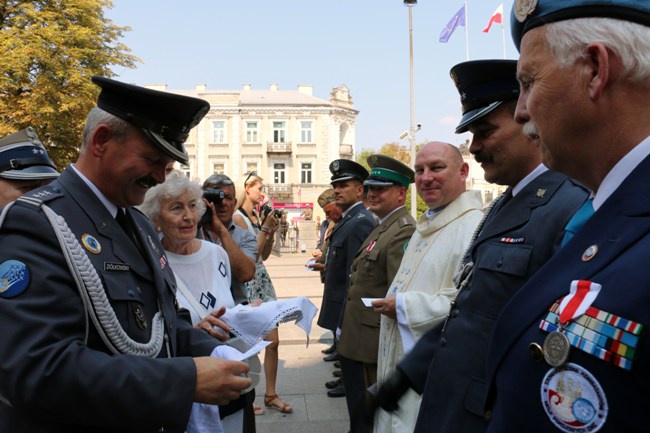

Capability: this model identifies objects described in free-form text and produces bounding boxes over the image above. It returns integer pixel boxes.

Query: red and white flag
[482,4,503,33]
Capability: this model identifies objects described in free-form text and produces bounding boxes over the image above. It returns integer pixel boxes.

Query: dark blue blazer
[485,155,650,433]
[317,202,375,332]
[398,171,588,433]
[0,166,217,433]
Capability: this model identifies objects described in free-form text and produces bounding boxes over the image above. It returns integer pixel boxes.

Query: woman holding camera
[233,172,292,415]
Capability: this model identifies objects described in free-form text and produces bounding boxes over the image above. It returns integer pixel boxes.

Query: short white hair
[139,170,206,223]
[546,18,650,83]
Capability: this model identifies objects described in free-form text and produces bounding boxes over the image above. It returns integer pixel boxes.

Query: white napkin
[221,296,318,348]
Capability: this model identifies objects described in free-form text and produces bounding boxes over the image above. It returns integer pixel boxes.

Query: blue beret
[511,0,650,51]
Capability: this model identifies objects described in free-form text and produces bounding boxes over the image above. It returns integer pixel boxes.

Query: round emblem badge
[0,260,31,298]
[81,234,102,254]
[541,363,608,433]
[514,0,539,22]
[332,160,340,172]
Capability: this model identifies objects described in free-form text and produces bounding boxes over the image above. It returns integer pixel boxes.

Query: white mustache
[523,122,540,139]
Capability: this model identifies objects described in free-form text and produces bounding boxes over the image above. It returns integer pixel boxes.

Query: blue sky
[106,1,518,152]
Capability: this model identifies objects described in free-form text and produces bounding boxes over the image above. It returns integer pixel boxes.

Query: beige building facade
[146,82,359,225]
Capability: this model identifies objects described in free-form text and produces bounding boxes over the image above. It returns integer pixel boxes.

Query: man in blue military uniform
[0,77,251,432]
[317,159,376,397]
[373,59,589,433]
[0,127,59,207]
[482,2,650,432]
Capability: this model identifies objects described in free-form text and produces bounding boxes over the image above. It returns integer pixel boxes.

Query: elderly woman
[233,172,292,415]
[140,171,243,433]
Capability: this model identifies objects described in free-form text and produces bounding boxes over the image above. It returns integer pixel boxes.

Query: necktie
[561,198,594,247]
[115,208,137,245]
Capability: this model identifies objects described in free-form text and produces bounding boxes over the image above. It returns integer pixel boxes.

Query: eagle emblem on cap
[514,0,538,22]
[332,160,340,172]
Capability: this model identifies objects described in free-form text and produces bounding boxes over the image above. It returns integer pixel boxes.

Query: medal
[543,330,570,367]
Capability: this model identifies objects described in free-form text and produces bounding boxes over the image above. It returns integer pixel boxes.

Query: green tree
[0,0,139,168]
[356,141,428,218]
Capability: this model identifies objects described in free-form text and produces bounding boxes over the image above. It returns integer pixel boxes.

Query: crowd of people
[1,2,649,432]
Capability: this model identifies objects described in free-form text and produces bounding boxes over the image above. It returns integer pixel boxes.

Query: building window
[300,121,313,143]
[213,163,225,174]
[273,163,286,184]
[301,162,312,184]
[246,121,258,143]
[272,121,286,143]
[212,121,226,143]
[246,162,257,174]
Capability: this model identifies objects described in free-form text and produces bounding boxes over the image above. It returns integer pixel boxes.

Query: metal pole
[407,4,417,218]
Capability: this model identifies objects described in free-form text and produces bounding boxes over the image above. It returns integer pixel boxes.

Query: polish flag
[482,4,503,33]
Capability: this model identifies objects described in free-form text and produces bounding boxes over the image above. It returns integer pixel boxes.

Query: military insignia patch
[514,0,538,22]
[0,260,31,298]
[541,363,607,432]
[81,234,101,254]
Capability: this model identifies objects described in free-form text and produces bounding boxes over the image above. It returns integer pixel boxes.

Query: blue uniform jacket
[0,166,218,433]
[398,171,589,433]
[485,155,650,433]
[317,202,375,332]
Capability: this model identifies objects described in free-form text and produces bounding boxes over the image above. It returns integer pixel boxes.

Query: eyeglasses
[244,171,257,185]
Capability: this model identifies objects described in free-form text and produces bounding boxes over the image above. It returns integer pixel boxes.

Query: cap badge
[0,260,31,298]
[81,234,102,254]
[514,0,538,23]
[370,155,378,164]
[332,160,340,172]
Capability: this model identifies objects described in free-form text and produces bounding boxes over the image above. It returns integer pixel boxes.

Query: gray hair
[546,18,650,83]
[139,170,206,223]
[80,107,135,155]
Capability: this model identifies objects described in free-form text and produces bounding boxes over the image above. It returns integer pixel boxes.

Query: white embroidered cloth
[221,296,318,348]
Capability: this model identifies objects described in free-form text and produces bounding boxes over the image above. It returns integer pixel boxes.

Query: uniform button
[440,337,447,347]
[52,187,61,193]
[450,309,459,318]
[484,409,492,422]
[127,289,135,297]
[529,342,544,362]
[496,260,503,268]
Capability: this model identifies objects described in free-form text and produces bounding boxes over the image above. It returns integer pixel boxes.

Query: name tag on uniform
[104,262,130,272]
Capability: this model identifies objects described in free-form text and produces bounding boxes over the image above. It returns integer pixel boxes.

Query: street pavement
[253,252,350,433]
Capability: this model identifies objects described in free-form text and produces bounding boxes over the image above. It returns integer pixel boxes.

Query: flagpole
[405,0,417,218]
[501,22,506,58]
[464,0,470,60]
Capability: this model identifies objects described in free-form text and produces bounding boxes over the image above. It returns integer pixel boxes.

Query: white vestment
[374,190,483,433]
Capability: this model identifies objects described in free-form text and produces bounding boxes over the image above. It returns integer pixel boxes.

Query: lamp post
[404,0,417,218]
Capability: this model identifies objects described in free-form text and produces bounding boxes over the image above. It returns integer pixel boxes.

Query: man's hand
[204,201,227,236]
[193,357,251,405]
[373,368,412,413]
[372,295,397,320]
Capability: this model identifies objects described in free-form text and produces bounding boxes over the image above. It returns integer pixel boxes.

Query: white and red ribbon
[558,280,602,325]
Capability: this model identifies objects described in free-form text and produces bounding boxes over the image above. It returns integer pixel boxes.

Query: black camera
[261,204,282,219]
[200,189,225,224]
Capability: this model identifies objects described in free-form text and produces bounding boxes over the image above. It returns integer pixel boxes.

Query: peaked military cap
[317,188,336,208]
[511,0,650,51]
[92,76,210,165]
[450,60,519,134]
[0,127,58,181]
[365,154,414,188]
[329,159,369,184]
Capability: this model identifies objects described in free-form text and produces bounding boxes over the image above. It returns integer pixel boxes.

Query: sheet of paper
[305,259,317,270]
[361,297,382,308]
[231,340,271,361]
